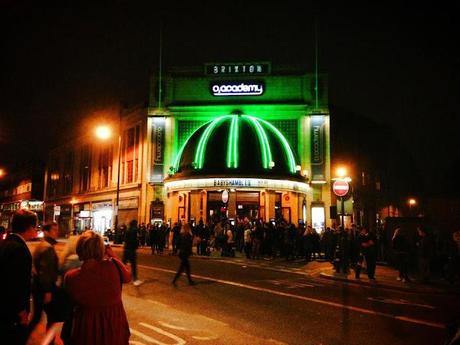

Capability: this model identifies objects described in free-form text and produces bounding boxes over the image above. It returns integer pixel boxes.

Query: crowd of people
[0,209,459,345]
[109,216,460,285]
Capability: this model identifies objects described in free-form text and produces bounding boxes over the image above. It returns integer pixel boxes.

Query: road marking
[138,264,445,329]
[367,297,436,309]
[158,320,219,341]
[130,328,166,345]
[191,335,218,341]
[158,321,188,331]
[140,322,186,345]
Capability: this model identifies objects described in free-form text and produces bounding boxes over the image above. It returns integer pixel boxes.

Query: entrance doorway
[236,192,259,220]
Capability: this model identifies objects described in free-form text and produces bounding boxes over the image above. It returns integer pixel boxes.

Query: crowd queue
[0,209,459,345]
[109,216,460,284]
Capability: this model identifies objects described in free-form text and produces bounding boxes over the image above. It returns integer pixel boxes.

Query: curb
[319,272,460,295]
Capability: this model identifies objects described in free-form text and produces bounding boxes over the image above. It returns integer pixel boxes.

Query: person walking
[64,231,131,345]
[0,209,38,345]
[244,225,253,259]
[29,222,61,336]
[416,226,434,283]
[123,219,143,286]
[358,227,377,280]
[172,223,196,286]
[392,227,411,282]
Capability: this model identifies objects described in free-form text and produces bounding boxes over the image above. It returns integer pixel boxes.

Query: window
[122,124,141,184]
[80,145,91,192]
[99,146,112,188]
[64,151,74,195]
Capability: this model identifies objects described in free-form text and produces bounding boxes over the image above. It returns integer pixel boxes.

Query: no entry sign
[333,180,349,197]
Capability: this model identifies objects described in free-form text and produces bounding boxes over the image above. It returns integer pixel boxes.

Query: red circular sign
[333,180,349,197]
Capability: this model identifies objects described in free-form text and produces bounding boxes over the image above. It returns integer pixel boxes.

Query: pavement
[26,240,460,345]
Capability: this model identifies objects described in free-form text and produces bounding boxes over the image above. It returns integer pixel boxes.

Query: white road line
[158,321,189,331]
[130,328,166,345]
[191,336,219,341]
[158,320,219,341]
[138,264,445,329]
[367,297,436,309]
[140,322,186,345]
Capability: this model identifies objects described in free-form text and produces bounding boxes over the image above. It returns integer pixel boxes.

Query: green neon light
[194,115,230,169]
[172,123,207,172]
[242,115,272,169]
[256,118,297,173]
[226,115,239,168]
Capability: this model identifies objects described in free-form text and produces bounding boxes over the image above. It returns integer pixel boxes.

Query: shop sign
[151,117,165,183]
[92,202,112,210]
[53,205,61,216]
[119,198,138,210]
[79,210,90,218]
[205,62,271,75]
[210,81,264,96]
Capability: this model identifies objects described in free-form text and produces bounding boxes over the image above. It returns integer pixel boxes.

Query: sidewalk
[319,262,460,295]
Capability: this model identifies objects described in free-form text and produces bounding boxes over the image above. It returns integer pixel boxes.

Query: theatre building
[150,62,332,229]
[44,62,332,234]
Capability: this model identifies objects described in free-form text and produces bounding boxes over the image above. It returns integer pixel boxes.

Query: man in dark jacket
[29,222,60,333]
[123,219,143,286]
[0,209,38,345]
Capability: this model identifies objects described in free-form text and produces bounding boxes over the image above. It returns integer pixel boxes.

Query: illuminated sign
[165,178,310,194]
[210,81,264,96]
[151,117,166,183]
[205,62,270,75]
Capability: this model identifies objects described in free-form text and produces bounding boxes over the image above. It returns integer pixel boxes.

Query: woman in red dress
[65,230,131,345]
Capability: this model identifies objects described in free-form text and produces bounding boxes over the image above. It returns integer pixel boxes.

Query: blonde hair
[181,223,192,235]
[76,230,104,261]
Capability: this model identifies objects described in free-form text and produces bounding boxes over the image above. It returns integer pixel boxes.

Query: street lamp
[408,198,417,216]
[94,112,122,233]
[0,168,6,178]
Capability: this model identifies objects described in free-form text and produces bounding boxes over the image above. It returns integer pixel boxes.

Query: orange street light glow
[95,126,111,140]
[408,198,417,206]
[336,167,347,178]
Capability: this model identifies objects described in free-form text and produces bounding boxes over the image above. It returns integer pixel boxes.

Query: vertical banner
[310,115,325,181]
[151,117,165,183]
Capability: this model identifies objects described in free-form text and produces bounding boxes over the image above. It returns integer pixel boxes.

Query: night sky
[0,2,458,196]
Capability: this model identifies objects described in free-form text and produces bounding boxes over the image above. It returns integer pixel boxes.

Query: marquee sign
[210,81,265,96]
[205,62,271,75]
[165,178,310,194]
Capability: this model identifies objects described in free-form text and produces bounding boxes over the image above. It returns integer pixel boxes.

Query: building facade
[44,62,333,235]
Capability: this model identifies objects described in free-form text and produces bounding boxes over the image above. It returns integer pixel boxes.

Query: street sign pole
[341,196,345,228]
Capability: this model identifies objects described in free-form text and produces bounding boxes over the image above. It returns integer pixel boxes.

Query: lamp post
[95,109,122,232]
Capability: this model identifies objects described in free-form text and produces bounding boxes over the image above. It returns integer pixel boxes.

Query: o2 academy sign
[211,81,264,96]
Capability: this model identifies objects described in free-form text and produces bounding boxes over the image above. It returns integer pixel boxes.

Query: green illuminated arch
[226,115,239,168]
[242,115,272,169]
[172,114,297,174]
[194,115,230,169]
[255,117,297,173]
